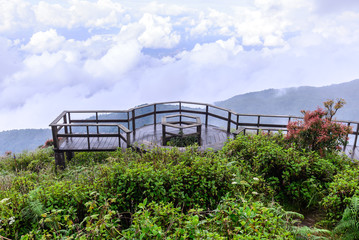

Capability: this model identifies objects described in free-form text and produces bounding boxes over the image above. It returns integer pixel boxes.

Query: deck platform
[132,123,233,151]
[58,124,234,152]
[51,101,359,168]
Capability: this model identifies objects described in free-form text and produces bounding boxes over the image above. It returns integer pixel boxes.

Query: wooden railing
[50,101,359,158]
[50,110,131,151]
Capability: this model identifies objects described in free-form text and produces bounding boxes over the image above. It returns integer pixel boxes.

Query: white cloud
[84,40,142,78]
[33,0,126,29]
[138,13,180,48]
[22,29,66,53]
[0,0,34,32]
[0,0,359,131]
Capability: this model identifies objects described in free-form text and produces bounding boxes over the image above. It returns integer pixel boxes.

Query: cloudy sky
[1,0,359,131]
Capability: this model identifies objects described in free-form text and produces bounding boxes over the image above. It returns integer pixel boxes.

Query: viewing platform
[50,101,359,167]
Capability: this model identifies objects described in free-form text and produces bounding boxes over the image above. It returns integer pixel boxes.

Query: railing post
[127,111,130,130]
[236,115,239,130]
[198,124,202,145]
[205,105,209,127]
[132,109,136,132]
[126,132,131,148]
[118,127,121,148]
[257,116,260,135]
[352,123,359,159]
[154,104,157,124]
[227,112,231,133]
[63,115,68,134]
[51,126,59,149]
[96,112,99,134]
[68,112,72,134]
[344,122,351,152]
[162,124,166,146]
[179,102,182,126]
[86,126,90,149]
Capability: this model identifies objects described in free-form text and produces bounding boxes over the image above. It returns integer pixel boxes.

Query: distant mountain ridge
[215,79,359,122]
[0,129,52,155]
[1,79,359,155]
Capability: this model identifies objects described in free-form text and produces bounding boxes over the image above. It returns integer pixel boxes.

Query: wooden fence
[50,101,359,159]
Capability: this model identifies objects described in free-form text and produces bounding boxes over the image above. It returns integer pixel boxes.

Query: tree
[286,99,352,155]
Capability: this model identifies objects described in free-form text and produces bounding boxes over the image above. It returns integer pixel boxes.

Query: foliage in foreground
[0,132,357,239]
[222,133,351,209]
[334,196,359,240]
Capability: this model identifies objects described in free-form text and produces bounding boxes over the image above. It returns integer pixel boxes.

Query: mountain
[0,129,52,155]
[2,79,359,155]
[215,79,359,122]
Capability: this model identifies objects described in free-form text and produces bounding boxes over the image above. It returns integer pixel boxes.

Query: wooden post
[66,151,74,161]
[87,126,90,149]
[344,122,351,152]
[132,109,136,132]
[179,102,182,126]
[68,112,72,134]
[198,124,202,145]
[127,111,130,130]
[96,112,99,134]
[126,132,131,148]
[118,127,121,148]
[352,123,359,159]
[257,116,260,135]
[227,112,231,133]
[154,104,157,124]
[63,115,68,134]
[55,151,65,169]
[162,124,166,146]
[236,115,239,130]
[51,126,59,149]
[205,105,209,127]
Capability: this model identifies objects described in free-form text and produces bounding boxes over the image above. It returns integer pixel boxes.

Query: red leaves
[286,99,352,156]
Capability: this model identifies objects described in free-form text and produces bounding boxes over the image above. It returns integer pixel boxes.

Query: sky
[1,0,359,131]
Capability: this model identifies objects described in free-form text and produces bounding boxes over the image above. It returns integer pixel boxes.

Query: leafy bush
[287,99,352,156]
[223,133,349,209]
[334,196,359,240]
[0,147,54,173]
[0,128,355,239]
[321,165,359,224]
[121,198,298,239]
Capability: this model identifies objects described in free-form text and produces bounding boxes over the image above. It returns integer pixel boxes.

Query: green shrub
[334,196,359,240]
[322,165,359,224]
[223,134,349,209]
[0,147,54,173]
[121,198,298,239]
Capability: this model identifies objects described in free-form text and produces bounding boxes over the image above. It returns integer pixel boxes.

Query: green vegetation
[166,130,200,147]
[0,133,358,239]
[1,100,358,239]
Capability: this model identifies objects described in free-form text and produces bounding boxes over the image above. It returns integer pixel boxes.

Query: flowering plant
[286,99,352,155]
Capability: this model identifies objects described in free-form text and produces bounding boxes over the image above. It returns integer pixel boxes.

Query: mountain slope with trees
[216,79,359,121]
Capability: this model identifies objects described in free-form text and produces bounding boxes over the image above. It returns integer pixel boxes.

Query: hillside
[0,129,52,155]
[215,79,359,122]
[1,133,358,239]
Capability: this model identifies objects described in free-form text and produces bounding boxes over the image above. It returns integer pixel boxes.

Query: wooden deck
[58,124,234,152]
[132,123,233,151]
[51,101,359,167]
[59,137,121,151]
